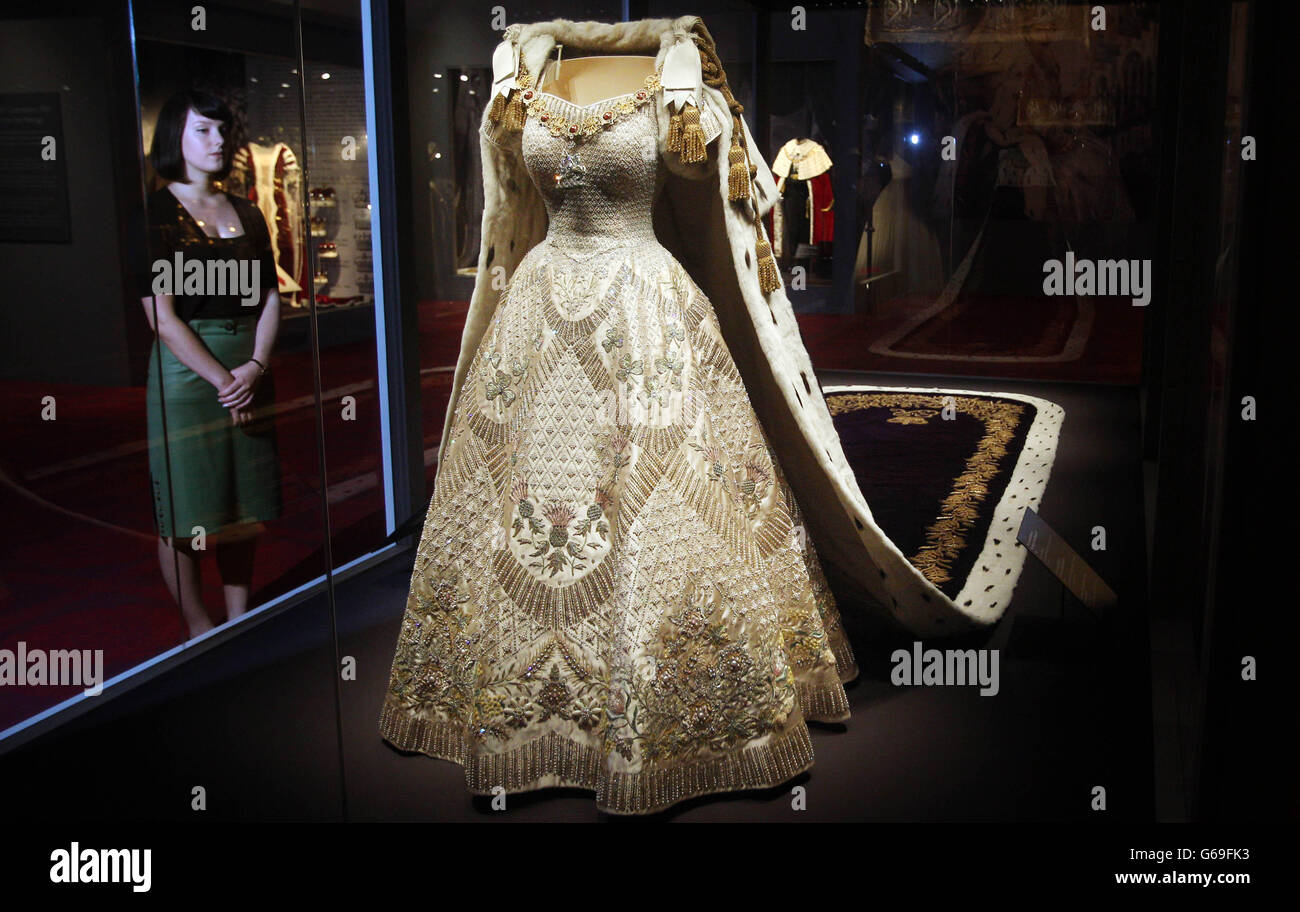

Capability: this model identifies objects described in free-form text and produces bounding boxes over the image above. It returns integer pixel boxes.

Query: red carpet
[802,293,1143,383]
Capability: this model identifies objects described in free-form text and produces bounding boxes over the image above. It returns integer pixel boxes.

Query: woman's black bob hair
[149,89,235,182]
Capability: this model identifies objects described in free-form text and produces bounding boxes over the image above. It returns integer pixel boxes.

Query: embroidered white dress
[379,68,858,815]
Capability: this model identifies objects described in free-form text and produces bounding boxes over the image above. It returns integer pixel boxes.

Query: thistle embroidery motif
[507,475,613,582]
[383,26,858,813]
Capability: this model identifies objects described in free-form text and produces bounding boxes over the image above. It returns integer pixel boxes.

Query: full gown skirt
[379,85,858,815]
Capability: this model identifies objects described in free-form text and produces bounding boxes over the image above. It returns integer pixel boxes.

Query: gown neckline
[533,87,639,111]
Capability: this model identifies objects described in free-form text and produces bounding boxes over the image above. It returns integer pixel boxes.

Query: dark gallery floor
[0,369,1163,822]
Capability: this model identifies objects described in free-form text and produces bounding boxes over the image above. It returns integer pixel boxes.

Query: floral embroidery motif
[735,444,775,516]
[388,566,477,723]
[648,331,686,404]
[603,578,793,765]
[781,604,830,671]
[595,316,688,411]
[483,351,527,406]
[507,474,613,583]
[469,640,608,743]
[601,324,624,353]
[595,429,633,489]
[382,48,857,814]
[637,351,678,410]
[616,352,643,387]
[686,435,775,518]
[658,263,693,306]
[551,265,605,314]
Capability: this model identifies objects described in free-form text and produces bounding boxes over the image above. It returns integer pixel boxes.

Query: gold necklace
[520,69,663,141]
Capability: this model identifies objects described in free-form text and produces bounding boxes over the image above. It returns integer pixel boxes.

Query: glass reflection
[0,2,203,735]
[140,89,284,637]
[133,14,329,645]
[854,1,1160,381]
[298,47,389,568]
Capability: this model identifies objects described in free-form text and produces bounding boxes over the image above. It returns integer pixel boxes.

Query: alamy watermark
[150,254,262,308]
[49,843,150,892]
[1042,252,1151,307]
[891,641,1000,696]
[0,642,104,696]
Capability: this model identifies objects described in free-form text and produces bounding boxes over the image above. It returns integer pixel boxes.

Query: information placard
[1016,507,1118,613]
[0,93,71,243]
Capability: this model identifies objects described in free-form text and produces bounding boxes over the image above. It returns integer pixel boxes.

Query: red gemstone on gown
[523,90,533,99]
[602,112,612,120]
[636,91,646,99]
[569,125,578,134]
[540,114,549,122]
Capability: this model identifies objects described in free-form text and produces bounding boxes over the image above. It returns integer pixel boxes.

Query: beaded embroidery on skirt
[379,90,857,816]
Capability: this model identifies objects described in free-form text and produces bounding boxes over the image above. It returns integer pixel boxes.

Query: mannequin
[770,139,834,265]
[450,15,1043,637]
[536,53,657,104]
[380,17,859,815]
[379,16,1064,818]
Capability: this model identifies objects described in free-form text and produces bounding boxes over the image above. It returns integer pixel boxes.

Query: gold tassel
[503,89,526,131]
[756,233,780,294]
[487,91,507,123]
[680,103,706,163]
[667,110,684,153]
[727,142,750,201]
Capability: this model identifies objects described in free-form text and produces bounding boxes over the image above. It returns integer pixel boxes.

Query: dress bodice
[520,89,666,256]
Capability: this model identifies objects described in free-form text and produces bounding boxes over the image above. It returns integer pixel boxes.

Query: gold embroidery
[379,701,816,815]
[469,639,607,743]
[386,565,477,725]
[506,473,613,583]
[826,392,1026,587]
[602,578,794,766]
[887,407,939,425]
[384,67,856,812]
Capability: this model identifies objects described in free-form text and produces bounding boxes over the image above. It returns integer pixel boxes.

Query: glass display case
[0,0,1281,839]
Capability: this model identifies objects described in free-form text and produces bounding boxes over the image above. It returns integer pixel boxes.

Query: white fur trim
[440,17,1062,641]
[823,385,1065,631]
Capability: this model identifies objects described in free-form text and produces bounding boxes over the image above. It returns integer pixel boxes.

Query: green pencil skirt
[146,315,283,540]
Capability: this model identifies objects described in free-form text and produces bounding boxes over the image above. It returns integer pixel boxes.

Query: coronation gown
[379,68,858,815]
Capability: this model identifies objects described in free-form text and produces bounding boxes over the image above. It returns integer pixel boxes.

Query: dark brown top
[136,187,277,322]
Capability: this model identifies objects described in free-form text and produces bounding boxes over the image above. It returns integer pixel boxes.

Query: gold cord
[689,20,780,293]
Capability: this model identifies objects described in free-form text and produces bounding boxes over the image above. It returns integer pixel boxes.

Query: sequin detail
[381,73,857,816]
